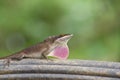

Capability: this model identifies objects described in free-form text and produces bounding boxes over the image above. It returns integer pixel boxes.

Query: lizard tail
[0,55,10,59]
[0,52,24,60]
[0,53,16,59]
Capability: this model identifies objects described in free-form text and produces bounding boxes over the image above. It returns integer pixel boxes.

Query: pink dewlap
[53,46,69,60]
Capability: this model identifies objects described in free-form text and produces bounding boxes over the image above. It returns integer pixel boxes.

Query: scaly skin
[0,34,73,67]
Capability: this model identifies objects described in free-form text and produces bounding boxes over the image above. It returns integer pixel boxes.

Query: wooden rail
[0,59,120,80]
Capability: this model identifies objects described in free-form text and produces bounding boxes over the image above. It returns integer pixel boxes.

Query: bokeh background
[0,0,120,61]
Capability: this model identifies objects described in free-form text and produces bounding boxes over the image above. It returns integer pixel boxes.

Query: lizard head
[54,34,73,45]
[46,34,73,60]
[44,34,73,45]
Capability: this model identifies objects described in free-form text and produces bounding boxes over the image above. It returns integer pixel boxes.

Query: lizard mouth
[65,34,73,40]
[56,34,73,43]
[62,34,73,40]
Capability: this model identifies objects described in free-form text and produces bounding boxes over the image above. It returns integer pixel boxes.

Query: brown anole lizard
[0,34,73,67]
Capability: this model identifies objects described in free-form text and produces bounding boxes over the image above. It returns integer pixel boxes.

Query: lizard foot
[3,59,10,68]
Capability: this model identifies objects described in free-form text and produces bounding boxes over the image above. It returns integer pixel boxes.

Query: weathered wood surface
[0,59,120,80]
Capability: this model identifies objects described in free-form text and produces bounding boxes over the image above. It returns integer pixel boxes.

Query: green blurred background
[0,0,120,61]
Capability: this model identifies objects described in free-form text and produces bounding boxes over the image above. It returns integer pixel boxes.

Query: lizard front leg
[41,53,48,60]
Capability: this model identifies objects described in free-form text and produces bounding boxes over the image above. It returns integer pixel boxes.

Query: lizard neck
[48,43,69,60]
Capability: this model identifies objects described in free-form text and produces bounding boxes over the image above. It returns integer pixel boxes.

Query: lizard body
[0,34,73,67]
